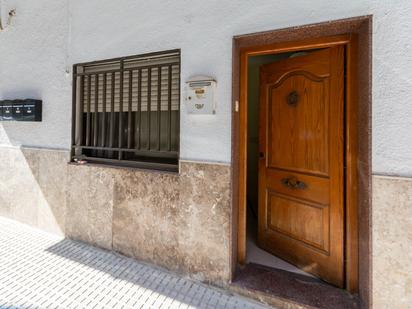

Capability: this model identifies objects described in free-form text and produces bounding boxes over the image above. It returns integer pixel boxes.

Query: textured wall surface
[1,0,412,174]
[0,0,71,149]
[3,146,412,308]
[0,146,68,236]
[373,176,412,308]
[110,162,231,284]
[67,161,232,284]
[0,146,231,284]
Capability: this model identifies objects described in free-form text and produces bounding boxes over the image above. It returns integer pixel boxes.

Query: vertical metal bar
[157,67,162,150]
[177,62,181,154]
[118,61,124,160]
[137,69,142,149]
[147,67,152,150]
[127,70,133,149]
[78,74,84,147]
[86,75,91,146]
[94,74,99,147]
[167,65,172,151]
[71,66,78,160]
[102,73,107,146]
[109,72,115,149]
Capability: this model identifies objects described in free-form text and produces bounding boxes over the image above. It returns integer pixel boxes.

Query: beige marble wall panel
[0,147,231,283]
[0,151,233,283]
[112,169,181,270]
[0,148,14,218]
[66,164,90,241]
[0,148,12,218]
[36,150,68,236]
[373,175,412,309]
[88,167,115,249]
[177,162,232,284]
[110,162,231,283]
[9,147,41,227]
[0,147,69,233]
[66,165,114,250]
[5,146,412,296]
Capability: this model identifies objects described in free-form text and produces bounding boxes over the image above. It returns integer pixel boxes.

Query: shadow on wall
[0,124,68,236]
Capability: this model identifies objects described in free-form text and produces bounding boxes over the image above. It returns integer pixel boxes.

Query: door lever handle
[281,177,307,190]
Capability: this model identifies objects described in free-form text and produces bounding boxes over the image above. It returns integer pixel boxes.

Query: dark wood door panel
[267,74,329,176]
[266,191,330,252]
[257,219,341,285]
[266,168,330,205]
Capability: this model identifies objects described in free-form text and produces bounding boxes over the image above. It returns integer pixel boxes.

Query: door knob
[259,152,265,158]
[287,91,299,106]
[281,177,307,190]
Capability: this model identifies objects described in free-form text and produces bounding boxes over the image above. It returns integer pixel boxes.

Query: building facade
[0,1,411,308]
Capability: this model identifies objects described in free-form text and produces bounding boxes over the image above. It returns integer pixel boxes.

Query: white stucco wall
[1,0,412,175]
[0,0,70,149]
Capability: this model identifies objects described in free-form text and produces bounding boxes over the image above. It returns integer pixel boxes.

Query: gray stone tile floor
[0,217,268,309]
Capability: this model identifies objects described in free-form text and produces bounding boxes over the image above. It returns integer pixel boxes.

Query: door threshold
[230,263,359,309]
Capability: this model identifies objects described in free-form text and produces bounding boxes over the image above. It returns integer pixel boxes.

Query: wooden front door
[257,47,345,287]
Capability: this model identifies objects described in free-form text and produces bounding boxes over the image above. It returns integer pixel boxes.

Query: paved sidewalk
[0,217,267,309]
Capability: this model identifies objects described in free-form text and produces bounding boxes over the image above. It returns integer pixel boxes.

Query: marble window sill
[67,161,180,176]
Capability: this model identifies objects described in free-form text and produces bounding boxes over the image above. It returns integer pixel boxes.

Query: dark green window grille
[71,50,180,172]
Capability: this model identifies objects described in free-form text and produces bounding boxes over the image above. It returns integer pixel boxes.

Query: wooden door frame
[231,16,372,307]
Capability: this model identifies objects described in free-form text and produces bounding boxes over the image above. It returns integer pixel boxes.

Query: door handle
[259,152,265,159]
[281,177,307,190]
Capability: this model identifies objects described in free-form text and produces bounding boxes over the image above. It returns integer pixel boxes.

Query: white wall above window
[1,0,412,176]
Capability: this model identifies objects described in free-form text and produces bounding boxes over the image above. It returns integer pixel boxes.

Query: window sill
[67,161,179,175]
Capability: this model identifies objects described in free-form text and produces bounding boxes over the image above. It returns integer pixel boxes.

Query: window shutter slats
[83,65,180,112]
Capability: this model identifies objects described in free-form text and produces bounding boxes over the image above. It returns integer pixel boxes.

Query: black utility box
[1,101,14,121]
[0,99,42,122]
[12,103,24,120]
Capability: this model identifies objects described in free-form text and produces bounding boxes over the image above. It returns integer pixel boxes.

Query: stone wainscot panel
[2,146,412,305]
[0,146,231,285]
[67,160,232,285]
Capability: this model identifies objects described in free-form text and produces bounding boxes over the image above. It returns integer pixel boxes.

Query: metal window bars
[71,50,180,172]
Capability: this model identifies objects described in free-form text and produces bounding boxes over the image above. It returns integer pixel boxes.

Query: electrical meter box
[1,101,13,121]
[185,76,216,114]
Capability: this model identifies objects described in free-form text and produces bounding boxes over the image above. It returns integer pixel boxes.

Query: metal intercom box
[12,103,24,120]
[185,76,216,114]
[1,102,13,121]
[0,99,42,121]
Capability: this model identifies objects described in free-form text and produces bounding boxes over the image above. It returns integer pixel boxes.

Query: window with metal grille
[71,50,180,172]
